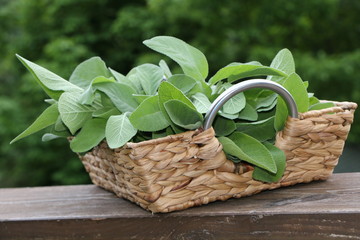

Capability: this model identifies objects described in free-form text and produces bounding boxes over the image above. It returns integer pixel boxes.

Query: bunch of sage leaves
[11,36,333,183]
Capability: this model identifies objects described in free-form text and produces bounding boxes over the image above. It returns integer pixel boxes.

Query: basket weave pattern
[80,102,356,213]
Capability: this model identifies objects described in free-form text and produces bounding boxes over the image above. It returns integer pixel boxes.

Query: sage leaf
[143,36,208,81]
[69,57,112,89]
[274,73,309,131]
[152,126,174,139]
[127,67,144,94]
[191,92,212,114]
[92,107,121,119]
[159,60,172,78]
[44,99,56,105]
[42,133,63,142]
[236,116,276,142]
[10,103,59,144]
[158,82,196,132]
[257,108,276,121]
[219,111,238,120]
[209,63,287,85]
[222,84,246,114]
[132,94,151,104]
[94,82,138,112]
[244,89,277,110]
[105,114,137,149]
[309,96,320,106]
[219,133,277,173]
[54,116,67,132]
[267,48,295,83]
[158,82,196,108]
[303,81,309,89]
[257,97,277,112]
[16,55,82,100]
[238,103,258,121]
[79,76,116,105]
[58,92,101,134]
[127,64,164,95]
[48,125,71,138]
[309,102,335,111]
[130,95,170,131]
[164,99,203,129]
[168,74,197,95]
[213,116,236,137]
[109,68,141,92]
[70,118,107,153]
[108,67,134,87]
[252,142,286,182]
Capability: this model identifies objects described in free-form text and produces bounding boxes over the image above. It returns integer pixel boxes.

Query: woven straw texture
[80,101,357,213]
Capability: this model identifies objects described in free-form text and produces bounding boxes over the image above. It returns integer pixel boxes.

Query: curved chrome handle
[203,79,298,130]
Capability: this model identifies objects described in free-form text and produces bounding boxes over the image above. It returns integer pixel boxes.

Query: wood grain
[0,173,359,239]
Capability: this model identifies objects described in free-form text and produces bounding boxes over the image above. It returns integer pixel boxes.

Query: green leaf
[274,73,309,131]
[92,107,121,119]
[69,57,111,89]
[191,92,212,114]
[42,133,63,142]
[109,68,128,82]
[94,82,138,112]
[238,103,258,121]
[252,142,286,183]
[309,96,320,106]
[11,103,59,144]
[109,67,140,92]
[303,81,309,89]
[222,84,246,114]
[105,114,137,149]
[257,108,276,121]
[245,89,277,110]
[158,81,193,107]
[132,94,152,104]
[44,99,57,105]
[16,54,82,100]
[158,81,196,133]
[309,102,335,111]
[209,63,287,85]
[219,133,276,173]
[267,48,295,83]
[219,111,238,120]
[257,97,277,112]
[70,118,107,153]
[236,116,276,142]
[143,36,208,81]
[79,76,116,105]
[159,60,172,78]
[127,64,164,95]
[152,126,174,139]
[164,99,203,129]
[168,74,197,95]
[129,95,170,131]
[54,116,67,132]
[58,92,101,134]
[213,116,236,136]
[100,93,116,108]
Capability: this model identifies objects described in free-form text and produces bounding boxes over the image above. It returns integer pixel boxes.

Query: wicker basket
[79,80,357,213]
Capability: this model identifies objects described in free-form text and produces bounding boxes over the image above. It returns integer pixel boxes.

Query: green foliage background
[0,0,359,187]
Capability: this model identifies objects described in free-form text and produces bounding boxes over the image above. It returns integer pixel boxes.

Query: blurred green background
[0,0,359,187]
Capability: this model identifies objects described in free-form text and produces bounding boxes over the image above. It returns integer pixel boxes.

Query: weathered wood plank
[0,173,359,240]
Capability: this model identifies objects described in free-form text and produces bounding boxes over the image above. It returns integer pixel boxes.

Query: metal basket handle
[203,79,298,130]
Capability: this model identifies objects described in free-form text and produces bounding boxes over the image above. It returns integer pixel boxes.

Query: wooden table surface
[0,173,359,240]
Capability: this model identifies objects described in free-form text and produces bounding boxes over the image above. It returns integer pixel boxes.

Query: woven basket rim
[124,100,357,150]
[299,101,357,119]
